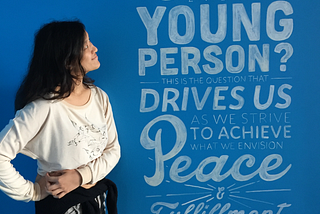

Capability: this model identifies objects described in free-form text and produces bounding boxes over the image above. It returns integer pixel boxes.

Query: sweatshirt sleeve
[0,102,48,202]
[77,91,121,185]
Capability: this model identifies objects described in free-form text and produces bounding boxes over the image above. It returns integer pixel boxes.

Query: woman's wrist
[76,165,92,185]
[33,181,43,201]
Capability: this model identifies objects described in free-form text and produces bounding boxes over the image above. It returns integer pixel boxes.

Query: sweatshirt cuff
[76,165,93,185]
[32,182,41,201]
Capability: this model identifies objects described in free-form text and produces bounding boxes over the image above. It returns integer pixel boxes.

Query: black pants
[35,178,118,214]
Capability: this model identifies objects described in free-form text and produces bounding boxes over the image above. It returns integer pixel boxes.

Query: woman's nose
[92,44,98,52]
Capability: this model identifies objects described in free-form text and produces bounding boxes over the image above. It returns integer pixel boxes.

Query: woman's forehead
[84,31,89,41]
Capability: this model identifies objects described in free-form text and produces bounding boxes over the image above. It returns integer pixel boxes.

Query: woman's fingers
[45,172,64,197]
[46,183,60,192]
[50,188,65,199]
[44,170,81,198]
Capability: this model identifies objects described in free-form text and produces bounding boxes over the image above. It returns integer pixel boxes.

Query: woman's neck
[64,81,91,106]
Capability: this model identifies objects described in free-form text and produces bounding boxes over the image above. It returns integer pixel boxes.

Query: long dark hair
[15,20,94,111]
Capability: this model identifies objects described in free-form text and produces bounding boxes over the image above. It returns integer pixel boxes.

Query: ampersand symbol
[216,187,225,200]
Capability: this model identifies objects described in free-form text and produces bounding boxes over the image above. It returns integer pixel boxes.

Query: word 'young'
[137,2,293,45]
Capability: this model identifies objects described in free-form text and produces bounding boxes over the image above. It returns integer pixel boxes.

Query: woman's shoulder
[90,85,109,101]
[18,98,60,117]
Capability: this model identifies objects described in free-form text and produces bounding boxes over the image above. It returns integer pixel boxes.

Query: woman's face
[80,31,100,73]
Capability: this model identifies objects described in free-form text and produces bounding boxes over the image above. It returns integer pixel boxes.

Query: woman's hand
[45,169,82,199]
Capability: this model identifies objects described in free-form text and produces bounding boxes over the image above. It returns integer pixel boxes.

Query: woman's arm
[0,102,49,202]
[78,92,121,184]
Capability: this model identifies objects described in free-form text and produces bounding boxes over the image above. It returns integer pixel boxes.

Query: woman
[0,20,120,214]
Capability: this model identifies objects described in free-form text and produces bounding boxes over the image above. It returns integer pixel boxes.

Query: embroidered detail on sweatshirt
[68,119,107,160]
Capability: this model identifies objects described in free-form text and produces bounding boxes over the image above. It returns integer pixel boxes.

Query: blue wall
[0,0,320,213]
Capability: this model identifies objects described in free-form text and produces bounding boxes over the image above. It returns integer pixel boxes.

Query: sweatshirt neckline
[61,88,93,109]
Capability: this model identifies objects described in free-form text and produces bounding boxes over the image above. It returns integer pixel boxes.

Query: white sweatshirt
[0,86,120,202]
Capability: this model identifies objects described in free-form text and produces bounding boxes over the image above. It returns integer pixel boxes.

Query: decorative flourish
[146,180,291,209]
